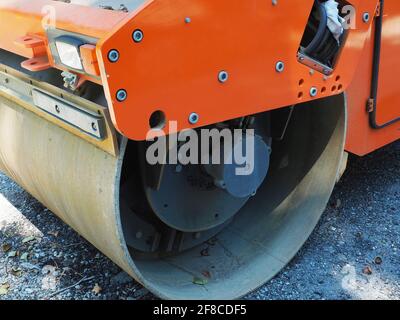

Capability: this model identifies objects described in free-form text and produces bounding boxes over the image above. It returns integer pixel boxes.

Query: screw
[116,89,127,102]
[55,105,60,113]
[188,112,199,124]
[218,71,229,83]
[185,17,191,23]
[310,87,318,97]
[132,29,144,43]
[275,61,285,73]
[272,0,278,5]
[363,12,370,23]
[107,49,119,62]
[136,231,143,239]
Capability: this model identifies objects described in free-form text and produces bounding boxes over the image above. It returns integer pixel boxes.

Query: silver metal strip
[32,89,105,139]
[0,66,118,156]
[297,51,333,76]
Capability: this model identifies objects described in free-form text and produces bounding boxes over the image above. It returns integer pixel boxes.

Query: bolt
[55,105,60,114]
[275,61,285,73]
[91,122,98,132]
[218,71,229,83]
[363,12,370,23]
[136,231,143,239]
[116,89,127,102]
[188,112,199,124]
[107,49,119,62]
[132,29,144,43]
[272,0,278,5]
[185,17,191,24]
[310,87,318,97]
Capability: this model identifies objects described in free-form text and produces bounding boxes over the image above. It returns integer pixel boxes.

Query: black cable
[303,0,328,55]
[302,0,340,66]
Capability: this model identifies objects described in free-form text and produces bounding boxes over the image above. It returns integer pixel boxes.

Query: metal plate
[297,52,333,76]
[146,164,249,233]
[32,89,105,139]
[0,65,118,156]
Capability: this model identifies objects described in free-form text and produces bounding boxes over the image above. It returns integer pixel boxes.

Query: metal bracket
[61,71,86,91]
[32,89,105,139]
[297,51,333,75]
[14,35,50,72]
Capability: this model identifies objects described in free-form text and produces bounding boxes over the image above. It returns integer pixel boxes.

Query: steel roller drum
[0,92,346,299]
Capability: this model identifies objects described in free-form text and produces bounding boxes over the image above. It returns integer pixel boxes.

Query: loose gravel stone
[110,271,134,286]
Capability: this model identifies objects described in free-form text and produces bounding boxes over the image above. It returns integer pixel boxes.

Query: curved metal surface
[0,92,346,299]
[0,95,134,274]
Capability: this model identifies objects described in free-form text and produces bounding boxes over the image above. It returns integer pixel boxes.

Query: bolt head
[275,61,285,73]
[132,29,144,43]
[116,89,127,102]
[108,49,119,62]
[188,112,199,124]
[310,87,318,97]
[363,12,370,23]
[185,17,192,24]
[218,71,229,83]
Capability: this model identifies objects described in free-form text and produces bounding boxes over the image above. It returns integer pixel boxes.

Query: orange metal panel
[3,0,399,151]
[346,0,400,155]
[97,0,379,140]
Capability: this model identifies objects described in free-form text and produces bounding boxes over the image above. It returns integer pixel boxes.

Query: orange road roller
[0,0,399,299]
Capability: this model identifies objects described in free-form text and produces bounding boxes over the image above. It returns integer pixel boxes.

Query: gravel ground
[0,141,399,300]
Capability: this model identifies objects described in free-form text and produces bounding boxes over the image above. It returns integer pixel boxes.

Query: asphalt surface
[0,140,399,300]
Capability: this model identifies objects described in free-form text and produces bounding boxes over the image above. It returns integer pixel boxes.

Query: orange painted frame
[2,0,399,153]
[97,0,379,140]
